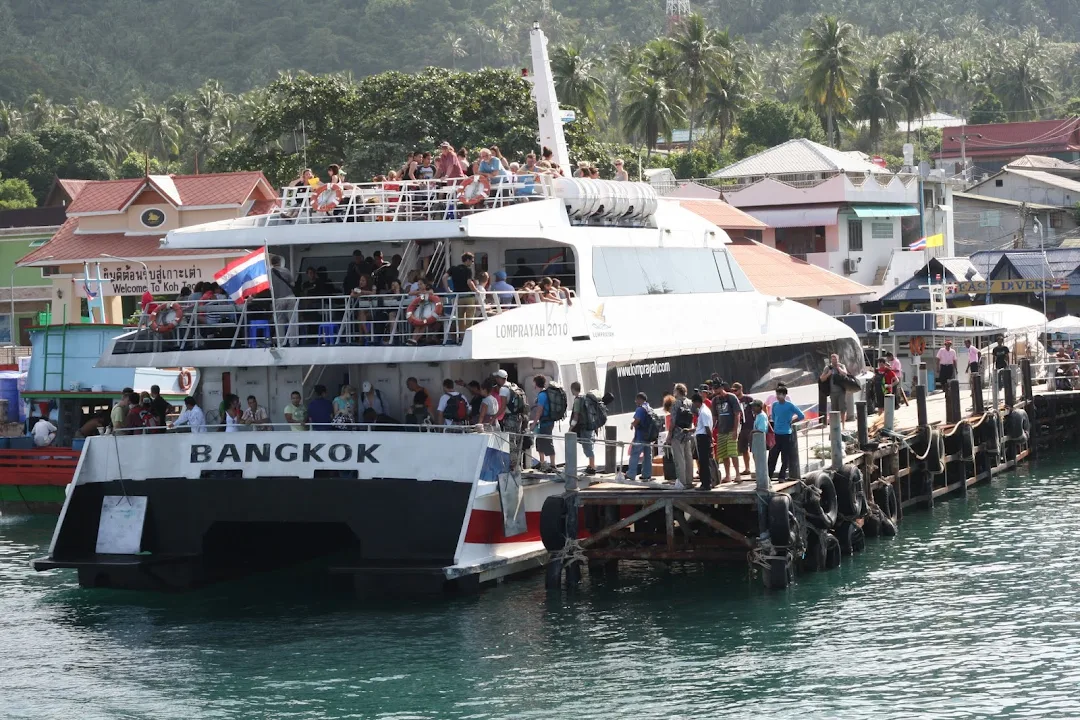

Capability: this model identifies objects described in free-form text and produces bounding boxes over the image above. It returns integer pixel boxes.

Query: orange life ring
[909,336,926,356]
[310,183,344,213]
[406,293,444,327]
[457,175,491,206]
[178,369,193,391]
[150,303,183,334]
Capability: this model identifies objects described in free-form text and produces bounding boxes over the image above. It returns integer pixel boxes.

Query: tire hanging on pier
[802,527,828,572]
[872,483,898,523]
[835,520,865,555]
[763,555,793,590]
[768,494,796,548]
[831,465,862,519]
[802,470,838,530]
[958,422,976,461]
[1005,409,1030,444]
[879,517,898,537]
[824,532,842,569]
[540,495,569,551]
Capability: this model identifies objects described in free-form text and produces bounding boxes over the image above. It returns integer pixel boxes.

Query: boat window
[504,247,575,290]
[593,247,753,297]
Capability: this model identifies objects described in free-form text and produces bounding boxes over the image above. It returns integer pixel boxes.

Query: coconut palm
[995,51,1053,120]
[168,93,197,134]
[23,92,58,129]
[887,35,940,142]
[701,44,756,148]
[638,38,681,87]
[550,43,607,122]
[800,15,860,147]
[670,13,726,148]
[621,74,686,156]
[126,99,180,162]
[443,33,468,70]
[853,61,900,151]
[0,101,22,137]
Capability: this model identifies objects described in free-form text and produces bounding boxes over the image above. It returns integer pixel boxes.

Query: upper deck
[161,177,662,249]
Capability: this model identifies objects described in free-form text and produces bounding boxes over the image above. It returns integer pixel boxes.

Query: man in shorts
[731,382,754,476]
[711,382,742,483]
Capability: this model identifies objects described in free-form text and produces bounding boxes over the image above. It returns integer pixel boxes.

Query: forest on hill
[2,0,1080,207]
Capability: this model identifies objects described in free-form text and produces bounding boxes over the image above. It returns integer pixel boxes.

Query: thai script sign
[75,259,230,297]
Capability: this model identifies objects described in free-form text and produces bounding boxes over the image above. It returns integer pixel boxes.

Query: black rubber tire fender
[863,511,881,538]
[540,495,569,551]
[880,517,898,537]
[958,422,976,460]
[850,523,866,553]
[835,520,859,556]
[1006,409,1030,441]
[832,464,861,518]
[768,494,794,547]
[802,527,828,571]
[873,483,898,522]
[763,556,792,590]
[824,532,842,569]
[803,470,838,529]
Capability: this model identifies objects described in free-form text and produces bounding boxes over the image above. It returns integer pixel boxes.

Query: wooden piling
[972,375,985,415]
[1003,369,1015,408]
[564,432,578,492]
[604,426,617,473]
[884,393,895,432]
[916,384,928,428]
[830,411,843,470]
[946,379,961,424]
[1020,359,1033,401]
[856,400,869,449]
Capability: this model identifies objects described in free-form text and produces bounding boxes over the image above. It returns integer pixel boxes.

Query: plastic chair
[318,323,341,346]
[247,319,271,348]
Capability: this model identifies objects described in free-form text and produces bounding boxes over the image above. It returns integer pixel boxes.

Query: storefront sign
[954,279,1070,295]
[75,259,230,297]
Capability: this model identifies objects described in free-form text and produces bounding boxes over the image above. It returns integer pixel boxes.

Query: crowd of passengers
[288,142,630,192]
[143,249,571,348]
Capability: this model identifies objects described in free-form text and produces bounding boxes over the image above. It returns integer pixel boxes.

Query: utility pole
[1016,202,1029,249]
[949,129,983,182]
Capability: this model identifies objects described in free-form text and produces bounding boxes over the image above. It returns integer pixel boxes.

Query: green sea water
[2,460,1079,720]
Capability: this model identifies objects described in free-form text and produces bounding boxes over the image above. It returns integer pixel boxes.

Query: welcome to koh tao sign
[79,432,495,483]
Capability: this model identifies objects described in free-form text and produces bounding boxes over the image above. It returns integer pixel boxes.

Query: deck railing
[113,288,574,354]
[264,176,552,226]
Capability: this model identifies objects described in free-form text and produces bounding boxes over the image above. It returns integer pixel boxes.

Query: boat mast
[529,23,570,169]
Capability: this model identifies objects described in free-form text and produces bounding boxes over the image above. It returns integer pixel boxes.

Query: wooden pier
[542,360,1063,590]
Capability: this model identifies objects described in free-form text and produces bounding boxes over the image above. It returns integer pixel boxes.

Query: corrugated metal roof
[953,192,1061,211]
[1001,168,1080,195]
[1007,155,1080,171]
[938,118,1080,158]
[711,138,885,178]
[726,239,870,299]
[884,249,1080,302]
[677,199,767,230]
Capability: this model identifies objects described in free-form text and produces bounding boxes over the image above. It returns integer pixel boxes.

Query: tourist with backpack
[437,378,470,427]
[628,392,659,480]
[494,369,528,472]
[666,383,695,490]
[569,382,598,475]
[530,375,557,471]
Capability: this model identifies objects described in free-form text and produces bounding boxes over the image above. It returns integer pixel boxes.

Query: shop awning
[851,205,920,218]
[745,206,839,228]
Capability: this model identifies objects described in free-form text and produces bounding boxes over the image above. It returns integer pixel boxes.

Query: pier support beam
[1020,359,1033,402]
[564,432,578,492]
[856,400,869,449]
[916,384,928,428]
[830,411,843,471]
[1002,369,1015,409]
[946,379,961,425]
[972,375,985,415]
[992,367,1002,413]
[604,426,617,474]
[752,431,769,540]
[884,394,895,433]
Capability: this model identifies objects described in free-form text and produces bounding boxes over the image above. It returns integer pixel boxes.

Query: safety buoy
[149,303,183,334]
[457,175,491,206]
[909,336,926,355]
[178,369,193,392]
[310,183,344,213]
[406,293,444,327]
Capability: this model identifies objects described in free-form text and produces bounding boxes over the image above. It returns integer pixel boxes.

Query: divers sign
[955,279,1070,295]
[190,441,379,464]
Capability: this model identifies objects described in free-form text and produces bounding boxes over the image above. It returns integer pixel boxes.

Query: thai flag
[214,249,270,303]
[909,237,927,251]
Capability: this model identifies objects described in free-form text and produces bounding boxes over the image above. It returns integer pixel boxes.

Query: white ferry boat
[33,27,863,594]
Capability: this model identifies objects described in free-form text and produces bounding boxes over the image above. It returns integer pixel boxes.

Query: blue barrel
[9,436,33,449]
[71,438,86,451]
[0,377,25,422]
[0,438,9,449]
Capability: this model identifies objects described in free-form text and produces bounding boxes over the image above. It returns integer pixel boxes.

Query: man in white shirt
[436,378,467,426]
[170,397,207,433]
[936,339,958,391]
[964,338,980,386]
[32,418,57,447]
[692,393,714,491]
[241,395,271,430]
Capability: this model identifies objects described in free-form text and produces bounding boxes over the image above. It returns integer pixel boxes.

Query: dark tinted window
[593,247,752,297]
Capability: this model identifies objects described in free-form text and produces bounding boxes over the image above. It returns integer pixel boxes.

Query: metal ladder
[40,310,69,392]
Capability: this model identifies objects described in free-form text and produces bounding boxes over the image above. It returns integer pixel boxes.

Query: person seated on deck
[31,417,57,447]
[477,148,508,187]
[537,277,562,304]
[520,280,540,304]
[291,168,317,187]
[552,278,572,305]
[78,410,111,438]
[490,271,516,308]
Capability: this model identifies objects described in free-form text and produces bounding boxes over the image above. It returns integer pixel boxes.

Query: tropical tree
[800,15,860,147]
[853,61,899,151]
[670,13,726,148]
[126,99,180,162]
[0,101,23,137]
[443,33,468,70]
[887,35,940,142]
[22,92,58,130]
[621,74,686,156]
[550,43,608,122]
[995,51,1053,120]
[0,178,36,210]
[638,38,681,86]
[701,46,755,149]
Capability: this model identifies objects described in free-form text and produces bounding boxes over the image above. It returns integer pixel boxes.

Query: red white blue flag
[214,249,270,303]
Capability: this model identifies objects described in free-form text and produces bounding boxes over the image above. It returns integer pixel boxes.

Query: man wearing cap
[435,141,463,180]
[493,369,526,472]
[358,381,388,418]
[936,338,958,392]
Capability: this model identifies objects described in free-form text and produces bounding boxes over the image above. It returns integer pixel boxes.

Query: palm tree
[996,51,1053,120]
[621,74,686,156]
[443,33,468,70]
[670,13,725,148]
[853,61,899,151]
[0,101,23,137]
[126,99,180,163]
[196,79,234,126]
[800,15,860,147]
[887,35,940,142]
[168,93,197,134]
[23,92,58,129]
[638,38,681,87]
[701,45,756,148]
[550,43,607,122]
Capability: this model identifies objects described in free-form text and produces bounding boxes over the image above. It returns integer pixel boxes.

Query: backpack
[644,405,661,443]
[582,391,608,433]
[544,382,568,421]
[505,382,528,416]
[673,397,694,429]
[444,393,469,423]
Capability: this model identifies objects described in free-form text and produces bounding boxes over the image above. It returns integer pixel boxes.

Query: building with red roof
[18,171,278,325]
[935,118,1080,174]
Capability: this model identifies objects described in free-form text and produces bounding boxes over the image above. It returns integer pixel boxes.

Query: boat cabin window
[504,248,575,290]
[592,247,753,297]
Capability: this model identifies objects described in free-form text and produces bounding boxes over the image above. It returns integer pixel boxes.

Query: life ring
[178,369,193,391]
[150,303,183,334]
[457,175,491,206]
[406,293,443,326]
[310,183,344,213]
[909,336,926,355]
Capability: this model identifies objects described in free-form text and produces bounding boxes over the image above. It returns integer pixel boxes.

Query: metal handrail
[114,288,575,354]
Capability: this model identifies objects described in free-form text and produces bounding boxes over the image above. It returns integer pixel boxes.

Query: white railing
[114,288,574,354]
[264,176,552,226]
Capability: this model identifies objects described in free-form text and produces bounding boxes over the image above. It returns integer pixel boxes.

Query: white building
[966,166,1080,211]
[697,139,955,301]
